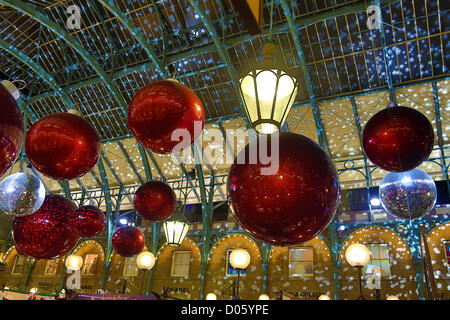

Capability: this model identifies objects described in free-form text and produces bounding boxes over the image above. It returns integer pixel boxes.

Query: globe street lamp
[136,251,156,295]
[258,294,270,300]
[206,293,217,300]
[318,295,331,300]
[345,243,371,300]
[229,248,251,300]
[65,254,83,271]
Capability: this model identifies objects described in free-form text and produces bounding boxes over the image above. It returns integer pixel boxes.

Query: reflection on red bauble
[227,133,340,246]
[134,181,176,222]
[127,79,205,154]
[12,194,79,259]
[112,226,145,257]
[0,82,24,178]
[72,205,106,237]
[25,112,101,180]
[362,106,434,172]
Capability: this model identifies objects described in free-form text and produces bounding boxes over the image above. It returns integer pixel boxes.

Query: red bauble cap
[25,112,101,180]
[134,181,177,222]
[12,194,80,259]
[0,82,24,178]
[112,226,145,257]
[227,133,340,246]
[362,106,434,172]
[72,205,107,237]
[127,80,205,154]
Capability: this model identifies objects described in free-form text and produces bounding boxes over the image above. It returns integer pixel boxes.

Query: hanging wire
[269,0,275,41]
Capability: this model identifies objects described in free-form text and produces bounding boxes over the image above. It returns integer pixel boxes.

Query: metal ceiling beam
[145,150,165,182]
[188,0,250,127]
[97,0,170,78]
[117,141,144,185]
[23,0,403,108]
[279,0,331,156]
[1,0,127,110]
[0,38,75,111]
[137,144,153,183]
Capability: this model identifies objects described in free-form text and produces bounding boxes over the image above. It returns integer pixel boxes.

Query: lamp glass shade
[258,294,270,300]
[239,66,298,134]
[318,295,331,300]
[65,254,83,271]
[345,243,371,267]
[206,293,217,300]
[136,251,156,270]
[386,295,399,300]
[229,248,251,270]
[163,220,189,246]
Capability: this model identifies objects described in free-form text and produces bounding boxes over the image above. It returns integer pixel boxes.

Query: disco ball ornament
[72,205,106,237]
[112,226,145,257]
[134,181,177,222]
[0,82,24,178]
[362,106,434,172]
[379,168,437,220]
[0,172,45,217]
[12,194,80,259]
[127,79,205,154]
[25,112,101,180]
[227,132,340,246]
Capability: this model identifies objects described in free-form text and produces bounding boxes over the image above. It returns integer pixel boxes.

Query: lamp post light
[229,249,251,300]
[386,295,399,300]
[345,243,371,300]
[258,294,270,300]
[206,293,217,300]
[238,42,298,134]
[318,295,331,300]
[65,254,83,271]
[136,251,156,295]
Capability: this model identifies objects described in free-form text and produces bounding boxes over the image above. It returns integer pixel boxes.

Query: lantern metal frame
[237,43,299,134]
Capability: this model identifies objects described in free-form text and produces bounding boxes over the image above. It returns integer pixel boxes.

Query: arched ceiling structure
[0,0,448,212]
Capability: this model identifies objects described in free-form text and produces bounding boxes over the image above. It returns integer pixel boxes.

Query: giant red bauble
[12,194,80,259]
[134,181,176,222]
[127,79,205,154]
[227,133,340,246]
[25,112,101,180]
[112,226,145,257]
[72,205,107,237]
[362,106,434,172]
[0,82,24,178]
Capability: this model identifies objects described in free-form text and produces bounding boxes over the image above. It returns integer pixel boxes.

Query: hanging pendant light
[238,41,298,134]
[162,201,190,246]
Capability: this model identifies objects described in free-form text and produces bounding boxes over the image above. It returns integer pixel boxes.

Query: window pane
[379,247,389,259]
[379,260,391,275]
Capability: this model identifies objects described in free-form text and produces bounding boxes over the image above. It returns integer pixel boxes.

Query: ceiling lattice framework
[0,0,448,208]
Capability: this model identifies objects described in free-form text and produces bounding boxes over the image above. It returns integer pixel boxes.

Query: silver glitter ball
[0,172,46,217]
[379,168,436,220]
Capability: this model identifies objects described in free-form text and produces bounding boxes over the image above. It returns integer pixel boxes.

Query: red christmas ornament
[112,226,145,257]
[362,106,434,172]
[0,82,24,178]
[25,112,101,180]
[12,194,80,259]
[134,181,176,222]
[72,205,107,237]
[227,133,340,246]
[127,79,205,154]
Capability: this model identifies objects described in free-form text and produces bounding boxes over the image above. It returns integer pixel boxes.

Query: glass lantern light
[162,201,190,246]
[65,254,83,271]
[238,42,298,134]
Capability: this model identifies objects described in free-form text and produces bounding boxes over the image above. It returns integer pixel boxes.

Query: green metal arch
[97,0,170,78]
[0,38,75,110]
[1,0,126,111]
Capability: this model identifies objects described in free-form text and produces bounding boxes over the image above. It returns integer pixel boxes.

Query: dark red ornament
[0,82,24,178]
[362,106,434,172]
[134,181,176,222]
[227,133,340,246]
[25,112,101,180]
[112,226,145,257]
[12,194,80,259]
[72,205,107,237]
[127,79,205,154]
